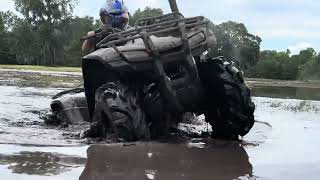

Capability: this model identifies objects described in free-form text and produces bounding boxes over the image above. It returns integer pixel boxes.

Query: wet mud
[0,85,90,146]
[0,69,82,88]
[1,69,320,179]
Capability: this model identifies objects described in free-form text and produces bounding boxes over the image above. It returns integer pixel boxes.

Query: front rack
[95,13,209,111]
[96,14,207,51]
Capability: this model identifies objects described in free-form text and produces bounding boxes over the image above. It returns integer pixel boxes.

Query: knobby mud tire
[198,59,255,140]
[143,84,183,139]
[84,82,148,142]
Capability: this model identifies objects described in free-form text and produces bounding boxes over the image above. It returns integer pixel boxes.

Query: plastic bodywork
[51,88,90,124]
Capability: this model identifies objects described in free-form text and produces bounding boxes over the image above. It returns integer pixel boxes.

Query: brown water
[0,70,320,180]
[79,98,320,180]
[252,86,320,101]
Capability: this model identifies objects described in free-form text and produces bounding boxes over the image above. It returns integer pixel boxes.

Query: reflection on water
[80,141,253,180]
[252,86,320,101]
[0,151,86,176]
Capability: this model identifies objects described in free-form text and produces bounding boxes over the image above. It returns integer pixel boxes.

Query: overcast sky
[1,0,319,54]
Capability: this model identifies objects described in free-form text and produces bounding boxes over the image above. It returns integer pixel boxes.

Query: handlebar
[80,27,122,42]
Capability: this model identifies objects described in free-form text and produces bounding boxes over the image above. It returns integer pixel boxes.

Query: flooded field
[0,69,320,180]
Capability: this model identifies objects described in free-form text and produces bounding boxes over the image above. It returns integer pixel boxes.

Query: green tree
[14,0,76,25]
[208,21,262,73]
[0,11,17,64]
[252,50,291,79]
[12,0,78,65]
[251,48,318,80]
[0,11,18,31]
[252,50,279,79]
[63,16,98,66]
[296,48,318,80]
[129,7,163,26]
[298,56,320,80]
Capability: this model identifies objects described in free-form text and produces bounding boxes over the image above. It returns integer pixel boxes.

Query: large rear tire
[84,81,148,142]
[198,58,255,139]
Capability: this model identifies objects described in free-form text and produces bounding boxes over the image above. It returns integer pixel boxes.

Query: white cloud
[288,42,312,54]
[0,0,15,11]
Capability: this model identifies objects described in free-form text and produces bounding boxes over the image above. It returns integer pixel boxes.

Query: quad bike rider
[82,0,129,52]
[50,0,255,141]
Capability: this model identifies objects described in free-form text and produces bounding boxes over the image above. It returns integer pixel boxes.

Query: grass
[0,64,81,73]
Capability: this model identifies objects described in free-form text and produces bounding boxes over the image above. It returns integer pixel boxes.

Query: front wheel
[198,58,255,139]
[83,81,148,142]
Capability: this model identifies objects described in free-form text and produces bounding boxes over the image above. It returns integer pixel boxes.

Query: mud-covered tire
[198,58,255,139]
[143,83,183,139]
[85,82,148,141]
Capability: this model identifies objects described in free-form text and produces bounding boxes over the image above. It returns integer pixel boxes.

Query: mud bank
[247,78,320,89]
[0,69,82,88]
[2,68,320,89]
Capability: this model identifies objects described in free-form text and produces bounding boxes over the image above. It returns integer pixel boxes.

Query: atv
[51,12,255,141]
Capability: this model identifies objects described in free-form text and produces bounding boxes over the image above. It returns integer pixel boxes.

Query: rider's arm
[82,31,96,52]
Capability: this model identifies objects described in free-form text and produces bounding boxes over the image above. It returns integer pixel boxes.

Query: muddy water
[252,86,320,101]
[0,70,320,180]
[0,86,89,145]
[79,97,320,180]
[0,145,87,180]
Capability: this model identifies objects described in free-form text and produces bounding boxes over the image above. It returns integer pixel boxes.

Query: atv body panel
[50,88,90,124]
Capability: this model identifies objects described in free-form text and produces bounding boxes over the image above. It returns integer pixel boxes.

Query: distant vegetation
[0,0,319,80]
[251,49,320,80]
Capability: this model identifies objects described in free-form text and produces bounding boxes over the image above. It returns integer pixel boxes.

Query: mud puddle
[1,70,320,179]
[0,85,89,146]
[1,87,319,179]
[79,97,320,180]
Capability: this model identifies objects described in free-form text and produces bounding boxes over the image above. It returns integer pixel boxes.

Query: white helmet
[100,0,128,15]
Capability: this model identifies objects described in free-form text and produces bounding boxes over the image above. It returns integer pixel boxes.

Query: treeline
[251,49,320,80]
[0,0,101,66]
[0,1,319,80]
